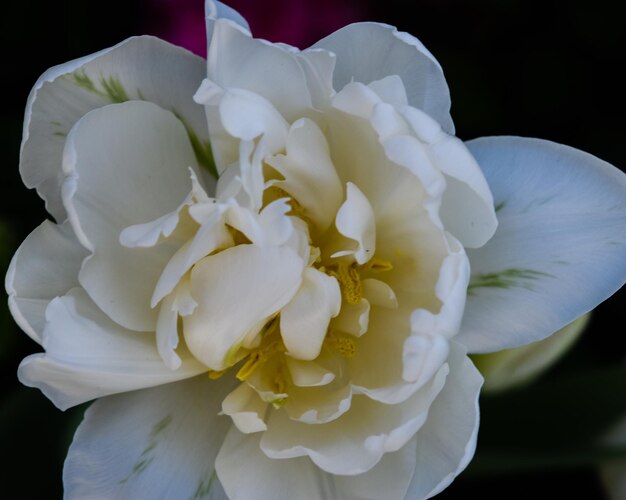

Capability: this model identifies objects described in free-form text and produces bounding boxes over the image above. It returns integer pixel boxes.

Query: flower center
[204,185,392,408]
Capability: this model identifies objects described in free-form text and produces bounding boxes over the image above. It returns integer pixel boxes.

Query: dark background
[1,0,625,498]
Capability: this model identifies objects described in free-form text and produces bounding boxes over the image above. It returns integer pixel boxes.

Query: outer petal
[207,19,311,123]
[405,341,482,499]
[459,136,626,352]
[184,245,304,370]
[313,22,454,133]
[216,430,417,500]
[21,36,212,221]
[17,288,206,410]
[63,101,197,332]
[5,220,87,343]
[64,375,235,500]
[205,0,250,42]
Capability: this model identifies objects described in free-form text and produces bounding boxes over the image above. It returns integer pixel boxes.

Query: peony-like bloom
[8,1,626,498]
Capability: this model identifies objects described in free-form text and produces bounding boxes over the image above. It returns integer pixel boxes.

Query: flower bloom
[8,1,626,498]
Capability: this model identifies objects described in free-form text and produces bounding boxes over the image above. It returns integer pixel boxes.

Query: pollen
[328,263,362,305]
[328,331,357,358]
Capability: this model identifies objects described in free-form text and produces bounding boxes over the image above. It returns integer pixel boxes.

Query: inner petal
[183,244,304,370]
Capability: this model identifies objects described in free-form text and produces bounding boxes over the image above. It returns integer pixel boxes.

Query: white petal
[155,280,198,371]
[330,299,370,337]
[296,48,336,109]
[314,22,454,133]
[205,0,250,42]
[281,268,341,361]
[5,220,87,343]
[368,75,409,107]
[194,80,289,170]
[260,365,448,475]
[334,182,376,265]
[411,233,470,340]
[184,245,304,370]
[402,107,497,248]
[207,19,310,122]
[405,342,482,499]
[21,36,213,221]
[64,375,234,500]
[284,377,352,425]
[285,357,335,387]
[459,136,626,352]
[362,279,398,308]
[62,101,197,331]
[266,118,343,232]
[17,288,206,410]
[349,297,447,405]
[216,429,416,500]
[152,209,232,307]
[222,382,268,434]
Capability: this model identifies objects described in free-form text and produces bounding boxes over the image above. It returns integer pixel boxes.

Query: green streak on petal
[190,471,217,500]
[70,70,133,104]
[52,131,66,137]
[467,268,553,296]
[100,75,130,103]
[174,112,218,180]
[120,415,173,483]
[494,201,506,213]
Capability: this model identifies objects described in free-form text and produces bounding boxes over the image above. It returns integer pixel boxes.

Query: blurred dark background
[1,0,625,498]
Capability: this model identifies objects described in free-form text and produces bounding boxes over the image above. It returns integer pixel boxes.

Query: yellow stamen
[361,257,393,272]
[236,351,263,381]
[328,331,357,358]
[329,263,362,305]
[207,369,228,380]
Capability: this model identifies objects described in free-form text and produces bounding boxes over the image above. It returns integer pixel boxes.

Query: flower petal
[17,288,206,410]
[405,341,482,499]
[207,18,311,123]
[222,382,268,434]
[21,36,212,221]
[5,220,87,343]
[64,375,235,499]
[333,182,376,265]
[260,364,448,475]
[184,244,304,370]
[314,22,454,133]
[62,100,197,332]
[281,268,341,361]
[204,0,250,41]
[266,118,343,233]
[401,107,497,248]
[216,429,417,500]
[459,136,626,352]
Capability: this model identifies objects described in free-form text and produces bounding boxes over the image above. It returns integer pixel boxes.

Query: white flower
[7,1,626,499]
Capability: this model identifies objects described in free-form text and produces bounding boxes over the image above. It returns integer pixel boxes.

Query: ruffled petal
[314,22,454,133]
[64,375,234,499]
[17,288,206,410]
[216,429,416,500]
[459,136,626,352]
[266,118,343,233]
[21,36,212,221]
[259,364,448,475]
[62,100,197,332]
[5,220,87,343]
[405,341,482,499]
